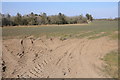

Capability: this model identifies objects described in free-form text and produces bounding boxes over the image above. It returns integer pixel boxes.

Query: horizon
[2,2,118,19]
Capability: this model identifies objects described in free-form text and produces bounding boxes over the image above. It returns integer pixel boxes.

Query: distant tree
[30,12,34,16]
[49,15,58,24]
[22,16,28,25]
[72,17,78,24]
[14,13,22,25]
[6,14,11,26]
[1,12,93,27]
[40,13,48,24]
[2,14,14,26]
[89,15,93,21]
[35,14,38,16]
[2,17,8,26]
[77,15,85,23]
[36,16,42,25]
[47,16,51,24]
[86,13,93,22]
[28,12,38,25]
[86,14,90,20]
[57,13,67,24]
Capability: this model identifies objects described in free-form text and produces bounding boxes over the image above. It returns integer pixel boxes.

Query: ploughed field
[2,20,118,78]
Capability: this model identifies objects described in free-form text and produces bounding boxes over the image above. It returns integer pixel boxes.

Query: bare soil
[2,36,117,78]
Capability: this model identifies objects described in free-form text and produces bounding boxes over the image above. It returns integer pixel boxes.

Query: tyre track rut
[2,37,117,78]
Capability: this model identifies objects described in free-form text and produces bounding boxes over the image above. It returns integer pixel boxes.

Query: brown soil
[2,36,117,78]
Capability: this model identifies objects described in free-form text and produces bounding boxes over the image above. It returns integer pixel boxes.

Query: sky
[2,2,118,19]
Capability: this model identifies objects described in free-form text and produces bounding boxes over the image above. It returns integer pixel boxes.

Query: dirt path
[2,37,117,78]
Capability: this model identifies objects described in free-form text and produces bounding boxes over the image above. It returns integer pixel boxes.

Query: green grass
[88,33,108,39]
[109,32,118,40]
[88,31,118,39]
[2,20,118,39]
[102,51,118,78]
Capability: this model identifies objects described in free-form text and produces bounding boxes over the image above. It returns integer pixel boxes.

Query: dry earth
[2,36,117,78]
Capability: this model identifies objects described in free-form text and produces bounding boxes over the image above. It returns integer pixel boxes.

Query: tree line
[1,12,93,27]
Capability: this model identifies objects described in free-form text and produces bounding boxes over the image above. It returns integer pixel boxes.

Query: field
[2,20,118,78]
[2,20,118,39]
